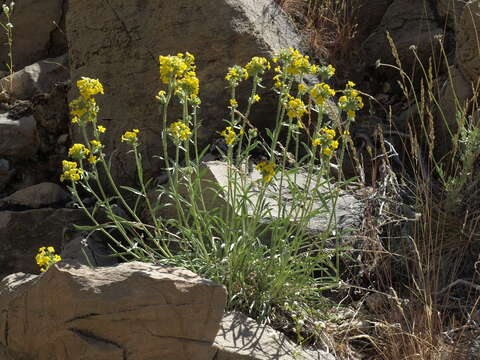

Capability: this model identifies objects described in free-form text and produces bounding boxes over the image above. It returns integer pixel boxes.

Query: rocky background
[0,0,479,359]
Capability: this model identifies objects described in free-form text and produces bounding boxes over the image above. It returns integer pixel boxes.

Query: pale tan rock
[456,0,480,83]
[1,262,227,360]
[151,161,364,237]
[66,0,306,184]
[213,312,337,360]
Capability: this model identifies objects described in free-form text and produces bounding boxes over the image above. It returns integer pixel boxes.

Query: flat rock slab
[66,0,304,184]
[213,312,337,360]
[1,261,227,360]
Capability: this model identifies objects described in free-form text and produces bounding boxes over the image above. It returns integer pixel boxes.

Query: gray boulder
[66,0,306,184]
[456,0,480,83]
[0,182,69,208]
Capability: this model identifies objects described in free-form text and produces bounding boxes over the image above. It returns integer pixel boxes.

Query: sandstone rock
[456,0,480,83]
[0,182,69,208]
[0,55,69,100]
[213,312,337,360]
[0,0,65,71]
[0,208,87,278]
[1,261,227,360]
[0,113,38,159]
[66,0,305,184]
[362,0,443,76]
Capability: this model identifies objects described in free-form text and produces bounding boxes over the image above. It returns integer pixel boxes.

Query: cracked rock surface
[0,261,227,360]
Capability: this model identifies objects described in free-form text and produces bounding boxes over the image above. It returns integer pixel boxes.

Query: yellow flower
[347,110,356,119]
[285,96,308,119]
[318,64,335,80]
[60,160,84,182]
[323,147,333,156]
[220,126,237,146]
[159,52,195,84]
[310,83,335,106]
[229,98,238,107]
[312,138,321,147]
[71,116,79,124]
[97,125,106,133]
[90,139,102,150]
[168,121,192,141]
[225,65,249,86]
[347,81,356,88]
[87,155,97,164]
[251,94,260,103]
[35,246,61,272]
[256,161,276,183]
[76,77,104,98]
[330,140,339,149]
[176,70,200,99]
[121,129,140,144]
[245,57,270,77]
[68,143,90,160]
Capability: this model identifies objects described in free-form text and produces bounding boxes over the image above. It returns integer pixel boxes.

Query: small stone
[57,133,69,145]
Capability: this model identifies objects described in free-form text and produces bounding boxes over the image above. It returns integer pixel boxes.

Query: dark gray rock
[0,113,38,159]
[0,182,69,209]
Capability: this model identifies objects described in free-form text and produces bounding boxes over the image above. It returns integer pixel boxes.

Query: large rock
[0,0,65,71]
[0,55,69,100]
[456,0,480,83]
[437,0,465,30]
[1,261,227,360]
[0,208,87,277]
[151,161,364,237]
[0,182,69,208]
[362,0,443,76]
[66,0,304,184]
[355,0,393,42]
[213,312,337,360]
[0,113,38,159]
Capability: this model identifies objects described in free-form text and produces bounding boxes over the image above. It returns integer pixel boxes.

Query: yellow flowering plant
[61,49,365,337]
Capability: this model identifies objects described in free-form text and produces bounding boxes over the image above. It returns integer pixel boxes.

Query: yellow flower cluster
[312,127,339,156]
[159,52,195,84]
[121,129,140,144]
[220,126,237,146]
[68,143,90,160]
[284,96,308,119]
[168,121,191,141]
[176,70,200,99]
[256,161,276,183]
[310,82,335,107]
[273,48,316,77]
[338,81,364,120]
[225,65,248,86]
[60,160,84,182]
[318,64,336,81]
[35,246,61,272]
[244,56,270,77]
[69,77,103,124]
[77,77,104,98]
